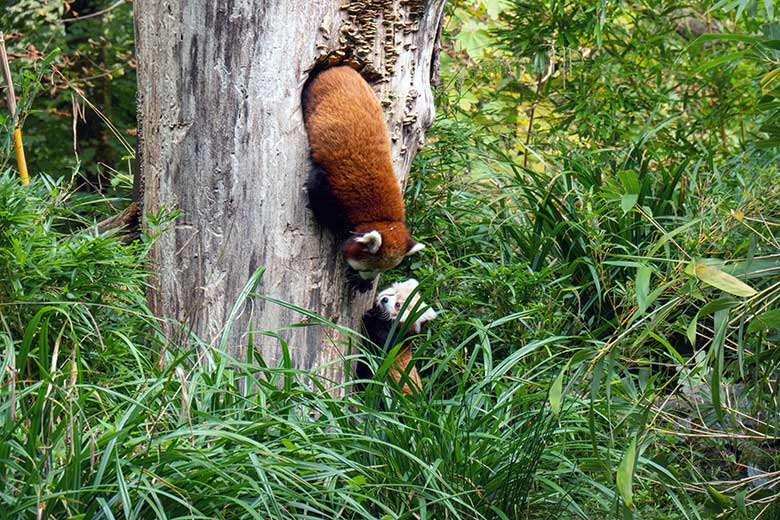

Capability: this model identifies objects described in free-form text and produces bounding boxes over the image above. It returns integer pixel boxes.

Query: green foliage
[0,0,136,182]
[0,171,155,378]
[0,261,563,518]
[404,0,780,517]
[755,25,780,147]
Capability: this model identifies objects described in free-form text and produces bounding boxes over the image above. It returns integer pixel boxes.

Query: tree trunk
[135,0,446,380]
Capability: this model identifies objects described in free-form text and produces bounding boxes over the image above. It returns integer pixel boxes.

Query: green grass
[0,173,569,518]
[404,109,780,517]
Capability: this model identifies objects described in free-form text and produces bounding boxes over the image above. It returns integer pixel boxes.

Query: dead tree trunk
[135,0,446,380]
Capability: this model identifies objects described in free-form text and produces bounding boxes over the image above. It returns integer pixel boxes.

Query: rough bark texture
[135,0,446,380]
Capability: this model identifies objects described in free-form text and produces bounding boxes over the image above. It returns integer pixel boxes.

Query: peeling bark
[135,0,447,380]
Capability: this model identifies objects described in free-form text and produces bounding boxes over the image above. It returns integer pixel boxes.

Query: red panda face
[343,223,425,280]
[376,279,438,332]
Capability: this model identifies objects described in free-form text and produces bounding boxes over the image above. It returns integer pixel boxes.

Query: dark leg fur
[346,266,375,293]
[308,166,373,292]
[354,308,396,394]
[306,164,347,231]
[362,307,394,349]
[308,165,374,292]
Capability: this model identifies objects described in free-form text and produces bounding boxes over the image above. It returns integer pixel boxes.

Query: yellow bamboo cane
[12,127,28,184]
[0,32,29,185]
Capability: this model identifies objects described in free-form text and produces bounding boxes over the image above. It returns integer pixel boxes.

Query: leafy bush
[0,171,153,375]
[1,0,136,181]
[404,1,780,517]
[1,262,563,519]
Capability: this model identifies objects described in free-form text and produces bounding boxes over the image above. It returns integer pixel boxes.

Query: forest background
[1,0,779,518]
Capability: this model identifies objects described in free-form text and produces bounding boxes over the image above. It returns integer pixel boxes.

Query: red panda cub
[302,66,424,291]
[360,279,437,395]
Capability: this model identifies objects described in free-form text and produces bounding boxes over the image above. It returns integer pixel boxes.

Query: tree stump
[135,0,446,381]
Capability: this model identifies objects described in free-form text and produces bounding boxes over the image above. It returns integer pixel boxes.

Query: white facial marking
[403,279,420,289]
[347,258,369,271]
[376,287,398,317]
[406,242,425,256]
[375,278,437,331]
[354,230,382,254]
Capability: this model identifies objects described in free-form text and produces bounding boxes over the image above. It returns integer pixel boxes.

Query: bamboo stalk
[0,32,29,185]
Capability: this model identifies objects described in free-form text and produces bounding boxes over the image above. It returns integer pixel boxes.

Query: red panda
[302,66,424,291]
[359,279,437,395]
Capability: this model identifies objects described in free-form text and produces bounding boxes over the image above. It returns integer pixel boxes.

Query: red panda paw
[346,266,376,293]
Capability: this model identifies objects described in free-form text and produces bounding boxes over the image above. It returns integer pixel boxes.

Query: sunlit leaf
[760,68,780,94]
[482,0,508,19]
[693,262,757,297]
[348,475,367,487]
[454,19,491,60]
[549,364,566,417]
[617,436,637,510]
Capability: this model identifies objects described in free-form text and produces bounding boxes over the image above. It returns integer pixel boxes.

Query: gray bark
[135,0,446,381]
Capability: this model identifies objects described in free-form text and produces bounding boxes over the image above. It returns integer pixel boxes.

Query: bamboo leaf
[686,316,698,347]
[698,297,739,316]
[693,51,747,73]
[736,489,747,515]
[617,436,637,510]
[706,486,732,511]
[691,33,763,45]
[636,266,651,314]
[693,262,757,297]
[710,309,729,423]
[621,193,638,214]
[760,67,780,93]
[747,308,780,334]
[761,40,780,50]
[549,363,567,417]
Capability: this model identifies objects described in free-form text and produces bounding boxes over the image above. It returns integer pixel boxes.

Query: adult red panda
[302,66,424,291]
[359,279,437,395]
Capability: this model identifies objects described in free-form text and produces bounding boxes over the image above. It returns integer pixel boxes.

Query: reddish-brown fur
[360,279,436,395]
[390,345,422,395]
[302,66,419,273]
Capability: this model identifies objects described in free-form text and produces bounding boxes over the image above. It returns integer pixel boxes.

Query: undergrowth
[0,172,564,517]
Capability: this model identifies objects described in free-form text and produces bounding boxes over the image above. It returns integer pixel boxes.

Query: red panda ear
[406,241,425,256]
[354,230,382,254]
